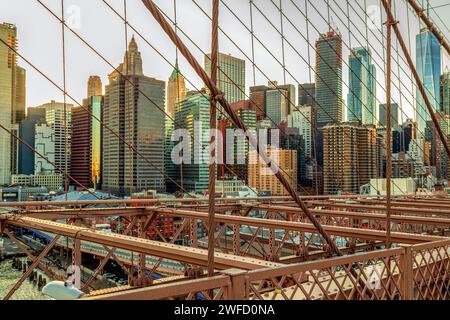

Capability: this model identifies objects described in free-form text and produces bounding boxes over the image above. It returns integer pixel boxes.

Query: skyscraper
[400,119,417,153]
[435,112,450,179]
[348,47,376,125]
[223,100,257,182]
[416,28,441,132]
[35,123,55,174]
[35,101,73,174]
[248,147,297,196]
[0,23,17,185]
[10,65,26,176]
[18,107,46,175]
[378,103,399,128]
[440,71,450,115]
[166,63,187,118]
[174,90,214,193]
[71,95,103,189]
[323,122,377,195]
[276,83,296,114]
[165,64,188,192]
[281,127,306,187]
[103,37,165,196]
[266,81,288,126]
[13,66,26,124]
[250,85,268,120]
[87,75,102,98]
[288,106,314,183]
[205,52,245,106]
[40,101,73,172]
[315,31,343,127]
[298,83,316,109]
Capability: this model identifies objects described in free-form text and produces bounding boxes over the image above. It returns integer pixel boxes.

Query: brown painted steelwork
[3,216,281,270]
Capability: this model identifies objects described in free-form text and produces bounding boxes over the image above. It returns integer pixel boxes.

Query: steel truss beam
[2,216,281,270]
[0,195,365,208]
[149,208,443,244]
[254,205,450,228]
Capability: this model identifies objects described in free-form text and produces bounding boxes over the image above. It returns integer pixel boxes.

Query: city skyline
[1,1,450,196]
[1,0,449,123]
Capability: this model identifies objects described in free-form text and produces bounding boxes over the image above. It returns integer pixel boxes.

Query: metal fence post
[221,269,248,300]
[399,245,414,300]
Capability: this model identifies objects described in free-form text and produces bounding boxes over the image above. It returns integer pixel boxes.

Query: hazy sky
[1,0,450,124]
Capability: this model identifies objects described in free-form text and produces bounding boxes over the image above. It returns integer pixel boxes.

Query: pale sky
[1,0,450,126]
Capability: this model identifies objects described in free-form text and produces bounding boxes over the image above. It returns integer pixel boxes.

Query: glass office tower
[416,28,441,133]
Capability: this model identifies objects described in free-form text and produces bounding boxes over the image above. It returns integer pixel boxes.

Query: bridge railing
[243,247,405,300]
[408,239,450,300]
[90,241,450,300]
[87,274,232,300]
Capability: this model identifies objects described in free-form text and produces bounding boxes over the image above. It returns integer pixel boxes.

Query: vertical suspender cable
[249,1,256,87]
[173,0,184,192]
[279,0,286,85]
[207,0,219,277]
[385,0,393,249]
[61,0,68,200]
[124,0,133,196]
[304,0,318,196]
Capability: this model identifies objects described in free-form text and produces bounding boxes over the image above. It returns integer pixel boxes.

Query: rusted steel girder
[13,203,450,230]
[356,199,450,210]
[3,216,281,270]
[0,194,386,208]
[10,204,450,238]
[305,201,450,216]
[16,207,146,220]
[140,0,340,256]
[250,204,450,227]
[81,275,231,300]
[81,217,138,292]
[150,208,443,244]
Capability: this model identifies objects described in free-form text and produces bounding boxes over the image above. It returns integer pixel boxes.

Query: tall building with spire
[348,47,376,125]
[165,63,188,192]
[102,36,166,196]
[315,31,343,127]
[416,28,441,132]
[166,63,187,118]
